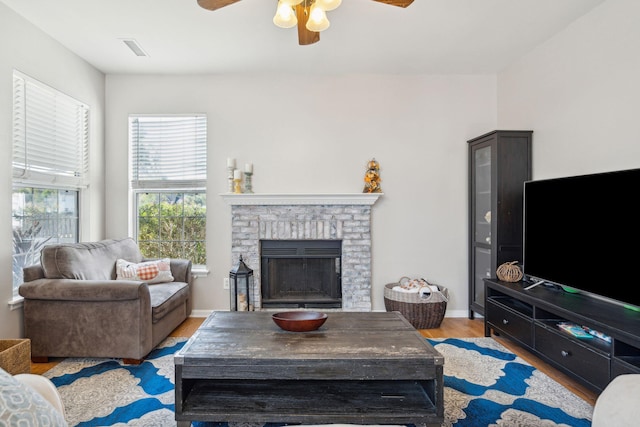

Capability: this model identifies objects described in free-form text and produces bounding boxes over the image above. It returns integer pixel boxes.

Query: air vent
[120,39,148,57]
[261,240,342,258]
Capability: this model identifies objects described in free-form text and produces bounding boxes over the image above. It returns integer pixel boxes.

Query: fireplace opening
[261,240,342,309]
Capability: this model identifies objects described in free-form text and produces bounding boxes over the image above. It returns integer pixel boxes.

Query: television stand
[484,278,640,392]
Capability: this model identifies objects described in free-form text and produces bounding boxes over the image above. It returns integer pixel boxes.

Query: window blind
[12,72,89,188]
[130,115,207,189]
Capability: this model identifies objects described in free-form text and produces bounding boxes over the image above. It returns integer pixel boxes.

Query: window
[11,71,88,298]
[136,192,206,265]
[129,115,207,267]
[12,188,79,290]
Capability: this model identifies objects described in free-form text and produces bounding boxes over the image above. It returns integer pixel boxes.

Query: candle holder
[227,167,235,193]
[244,172,254,194]
[234,178,242,194]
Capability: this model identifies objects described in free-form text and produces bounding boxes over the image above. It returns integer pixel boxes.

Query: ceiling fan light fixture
[201,0,412,45]
[273,1,298,28]
[306,3,330,32]
[315,0,342,11]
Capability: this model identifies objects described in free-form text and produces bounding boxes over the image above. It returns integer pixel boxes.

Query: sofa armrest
[169,259,193,284]
[168,258,193,315]
[23,265,45,282]
[19,279,148,302]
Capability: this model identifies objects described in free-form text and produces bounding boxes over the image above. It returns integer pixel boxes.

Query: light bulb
[316,0,342,11]
[306,3,330,32]
[273,1,298,29]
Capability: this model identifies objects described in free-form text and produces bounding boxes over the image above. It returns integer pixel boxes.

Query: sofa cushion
[0,367,68,426]
[149,282,189,323]
[41,238,143,280]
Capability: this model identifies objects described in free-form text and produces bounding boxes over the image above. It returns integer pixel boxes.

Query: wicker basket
[384,280,449,329]
[0,339,31,375]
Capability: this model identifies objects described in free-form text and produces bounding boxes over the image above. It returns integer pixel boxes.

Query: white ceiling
[1,0,605,75]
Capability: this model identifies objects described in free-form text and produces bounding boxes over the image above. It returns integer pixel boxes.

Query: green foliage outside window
[137,192,206,265]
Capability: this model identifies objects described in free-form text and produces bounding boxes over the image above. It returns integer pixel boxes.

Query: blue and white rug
[43,337,593,426]
[44,337,186,426]
[428,337,592,427]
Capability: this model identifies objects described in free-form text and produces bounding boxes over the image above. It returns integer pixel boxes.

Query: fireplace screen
[261,240,342,308]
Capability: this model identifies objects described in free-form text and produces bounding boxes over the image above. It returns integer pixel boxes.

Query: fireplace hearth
[261,240,342,309]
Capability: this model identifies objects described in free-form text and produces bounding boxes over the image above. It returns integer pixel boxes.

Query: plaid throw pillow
[115,258,174,284]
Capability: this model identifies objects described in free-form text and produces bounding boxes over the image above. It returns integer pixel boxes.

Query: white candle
[227,158,236,168]
[245,163,253,173]
[233,169,242,180]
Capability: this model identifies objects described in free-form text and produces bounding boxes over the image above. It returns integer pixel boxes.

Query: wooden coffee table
[174,311,444,426]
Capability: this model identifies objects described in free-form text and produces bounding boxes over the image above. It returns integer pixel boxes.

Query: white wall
[498,0,640,180]
[106,74,497,316]
[0,4,105,338]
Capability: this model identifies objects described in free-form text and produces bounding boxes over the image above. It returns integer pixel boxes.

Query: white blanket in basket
[392,278,440,298]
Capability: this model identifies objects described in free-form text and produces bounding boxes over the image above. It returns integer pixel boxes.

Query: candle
[227,158,236,168]
[233,169,242,180]
[245,163,253,173]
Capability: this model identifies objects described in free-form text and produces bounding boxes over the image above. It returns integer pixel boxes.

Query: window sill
[192,266,210,278]
[8,297,24,311]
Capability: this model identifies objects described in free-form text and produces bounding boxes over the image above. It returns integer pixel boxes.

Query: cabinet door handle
[502,319,509,325]
[561,350,570,357]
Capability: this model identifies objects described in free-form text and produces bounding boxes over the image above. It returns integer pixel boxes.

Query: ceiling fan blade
[197,0,242,11]
[371,0,414,7]
[296,4,320,46]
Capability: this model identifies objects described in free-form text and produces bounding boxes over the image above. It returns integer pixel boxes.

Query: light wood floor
[30,316,598,406]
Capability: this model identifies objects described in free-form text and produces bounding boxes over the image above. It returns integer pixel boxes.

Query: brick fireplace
[222,193,382,311]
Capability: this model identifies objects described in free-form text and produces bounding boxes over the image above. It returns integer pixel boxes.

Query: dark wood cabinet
[468,130,532,318]
[485,278,640,392]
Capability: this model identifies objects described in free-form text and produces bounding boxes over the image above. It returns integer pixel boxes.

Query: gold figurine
[363,158,382,193]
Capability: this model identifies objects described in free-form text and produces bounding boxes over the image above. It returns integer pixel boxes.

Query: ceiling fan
[197,0,414,46]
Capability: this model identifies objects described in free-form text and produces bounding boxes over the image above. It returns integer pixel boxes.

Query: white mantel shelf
[220,193,383,206]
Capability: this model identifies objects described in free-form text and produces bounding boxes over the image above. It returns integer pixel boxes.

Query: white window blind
[130,115,207,189]
[12,72,89,188]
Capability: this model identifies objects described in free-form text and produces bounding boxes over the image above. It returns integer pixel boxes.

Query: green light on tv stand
[560,286,640,311]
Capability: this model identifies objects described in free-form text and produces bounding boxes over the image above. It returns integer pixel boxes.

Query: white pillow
[115,258,174,284]
[0,367,68,426]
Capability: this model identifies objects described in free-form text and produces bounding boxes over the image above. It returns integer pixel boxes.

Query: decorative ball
[496,261,523,282]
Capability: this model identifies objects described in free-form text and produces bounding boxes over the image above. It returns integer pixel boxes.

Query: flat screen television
[523,167,640,309]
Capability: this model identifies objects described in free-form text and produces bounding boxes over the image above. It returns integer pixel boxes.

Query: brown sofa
[19,238,192,364]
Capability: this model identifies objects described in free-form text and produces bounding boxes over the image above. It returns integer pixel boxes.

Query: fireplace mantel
[221,193,383,206]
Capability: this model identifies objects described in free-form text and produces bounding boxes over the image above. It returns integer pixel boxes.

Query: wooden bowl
[271,311,328,332]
